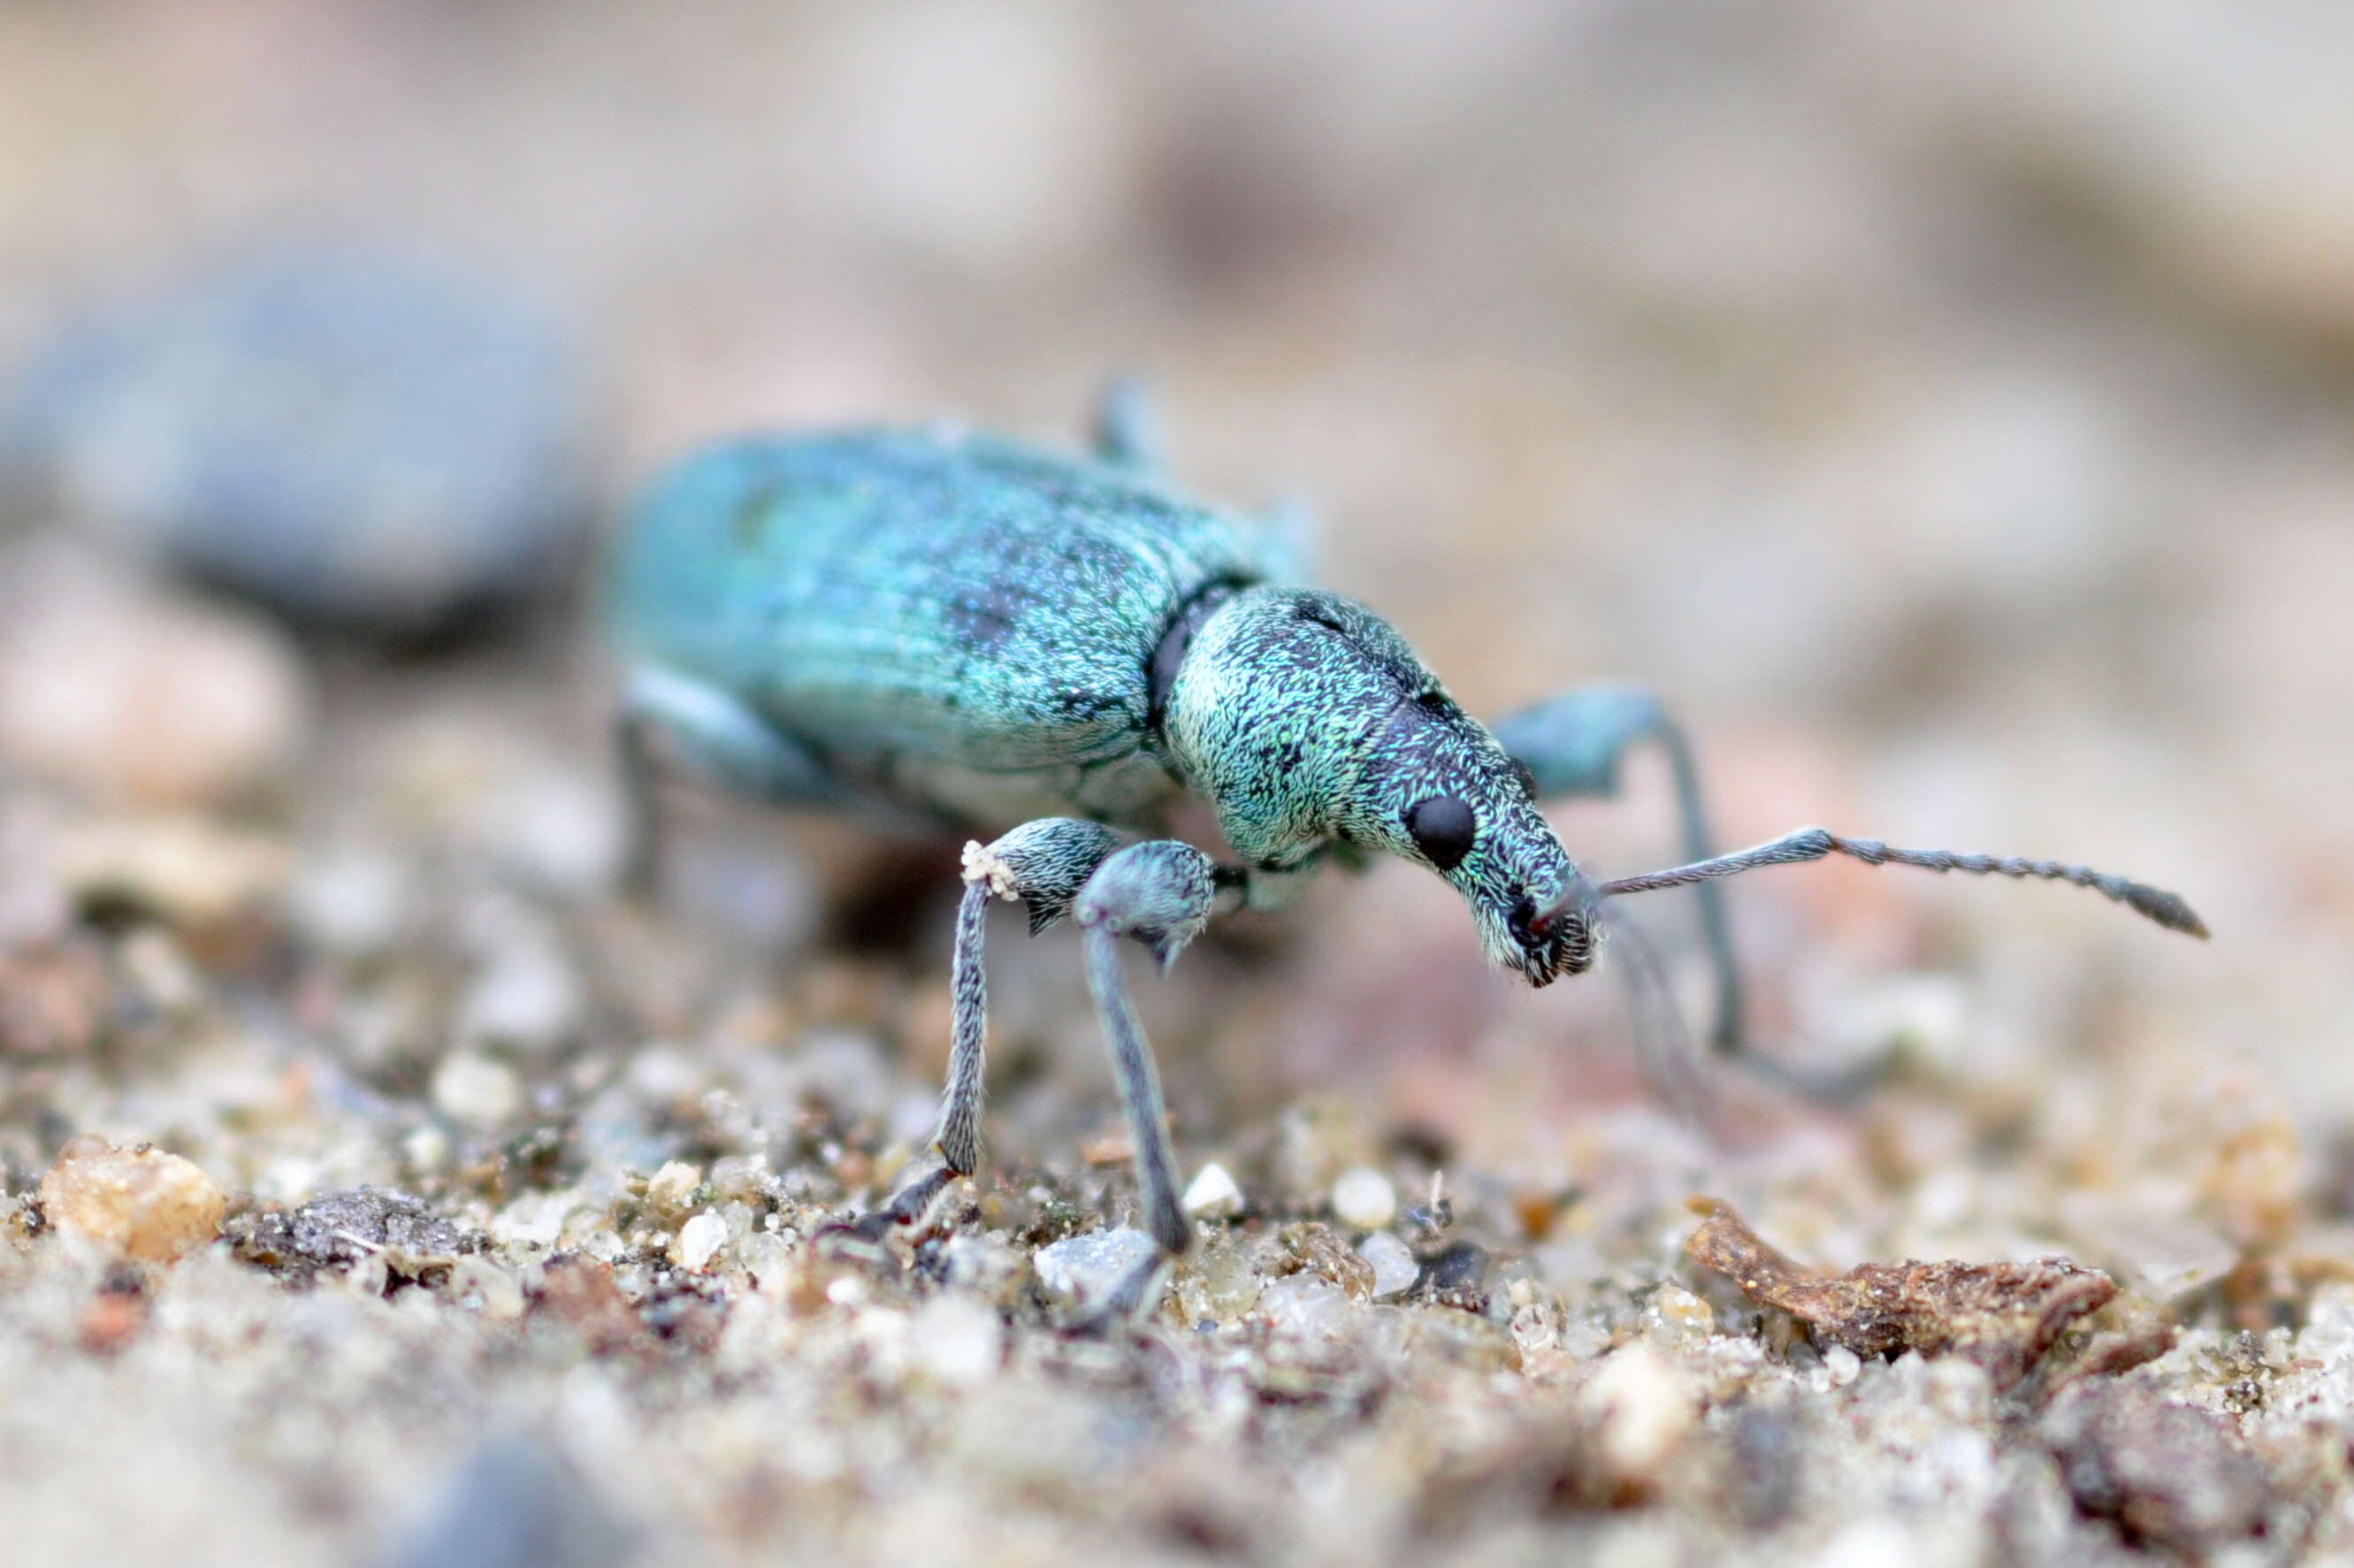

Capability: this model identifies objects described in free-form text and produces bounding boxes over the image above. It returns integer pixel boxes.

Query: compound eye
[1403,795,1477,871]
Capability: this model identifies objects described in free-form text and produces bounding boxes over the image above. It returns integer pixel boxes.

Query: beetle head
[1163,587,1594,985]
[1340,683,1601,987]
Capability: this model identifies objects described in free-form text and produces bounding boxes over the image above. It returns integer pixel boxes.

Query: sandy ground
[3,4,2353,1565]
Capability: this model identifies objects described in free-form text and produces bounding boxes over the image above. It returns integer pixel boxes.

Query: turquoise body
[611,429,1272,830]
[611,407,2203,1272]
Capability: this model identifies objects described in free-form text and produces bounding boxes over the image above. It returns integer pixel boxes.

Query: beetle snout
[1508,890,1599,988]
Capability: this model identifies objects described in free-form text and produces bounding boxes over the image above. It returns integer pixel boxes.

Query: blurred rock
[1331,1166,1397,1230]
[0,539,307,808]
[289,845,410,957]
[57,815,290,936]
[0,799,70,950]
[4,247,599,640]
[380,1435,637,1568]
[0,940,108,1056]
[1582,1341,1697,1487]
[2040,1381,2271,1555]
[432,1052,522,1128]
[908,1293,1005,1388]
[37,1136,227,1263]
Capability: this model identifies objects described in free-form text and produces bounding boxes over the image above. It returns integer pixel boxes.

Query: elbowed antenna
[1548,825,2207,938]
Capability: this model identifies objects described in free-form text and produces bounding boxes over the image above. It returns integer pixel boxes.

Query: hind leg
[614,663,845,897]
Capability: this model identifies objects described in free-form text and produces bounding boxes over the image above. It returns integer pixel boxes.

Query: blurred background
[3,3,2351,1561]
[3,0,2349,1159]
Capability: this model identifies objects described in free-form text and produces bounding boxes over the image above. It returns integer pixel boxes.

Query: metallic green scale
[611,428,1267,828]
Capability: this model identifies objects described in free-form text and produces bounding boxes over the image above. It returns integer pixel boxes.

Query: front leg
[833,821,1287,1320]
[1491,685,1741,1055]
[823,817,1123,1247]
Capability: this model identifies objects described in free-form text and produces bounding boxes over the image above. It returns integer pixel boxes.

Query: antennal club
[1588,826,2208,938]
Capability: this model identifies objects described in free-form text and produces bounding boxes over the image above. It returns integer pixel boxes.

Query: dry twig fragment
[1684,1197,2117,1390]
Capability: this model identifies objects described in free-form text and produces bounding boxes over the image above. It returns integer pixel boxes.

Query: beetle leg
[614,663,844,897]
[1257,493,1320,585]
[1066,838,1221,1319]
[823,817,1123,1249]
[1491,685,1741,1056]
[1089,374,1163,472]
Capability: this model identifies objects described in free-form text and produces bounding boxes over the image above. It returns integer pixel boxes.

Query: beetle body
[609,391,2203,1312]
[612,429,1267,830]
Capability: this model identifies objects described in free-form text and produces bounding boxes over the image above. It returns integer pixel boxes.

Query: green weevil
[608,382,2205,1311]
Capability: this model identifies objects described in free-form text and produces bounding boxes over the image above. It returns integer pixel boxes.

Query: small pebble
[0,539,307,808]
[1585,1341,1697,1480]
[1260,1274,1353,1341]
[432,1052,521,1128]
[910,1294,1005,1387]
[1357,1229,1420,1299]
[1331,1166,1397,1230]
[1181,1161,1243,1219]
[37,1136,227,1263]
[642,1161,703,1215]
[285,1186,471,1265]
[1173,1235,1265,1322]
[290,847,409,956]
[674,1212,728,1273]
[1643,1282,1716,1350]
[1033,1226,1158,1307]
[457,947,584,1058]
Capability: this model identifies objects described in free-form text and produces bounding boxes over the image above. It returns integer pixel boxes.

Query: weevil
[608,383,2205,1312]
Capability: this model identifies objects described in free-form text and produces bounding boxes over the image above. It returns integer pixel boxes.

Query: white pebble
[1260,1274,1352,1341]
[643,1160,702,1212]
[911,1294,1005,1386]
[1823,1343,1863,1387]
[1584,1341,1696,1479]
[1357,1230,1420,1298]
[1033,1227,1159,1307]
[1331,1166,1396,1230]
[1181,1162,1243,1219]
[675,1212,728,1273]
[430,1051,519,1127]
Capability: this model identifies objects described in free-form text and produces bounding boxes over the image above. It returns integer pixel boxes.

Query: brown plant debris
[1684,1197,2117,1390]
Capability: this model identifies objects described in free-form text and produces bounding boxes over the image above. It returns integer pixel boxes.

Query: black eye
[1403,795,1477,871]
